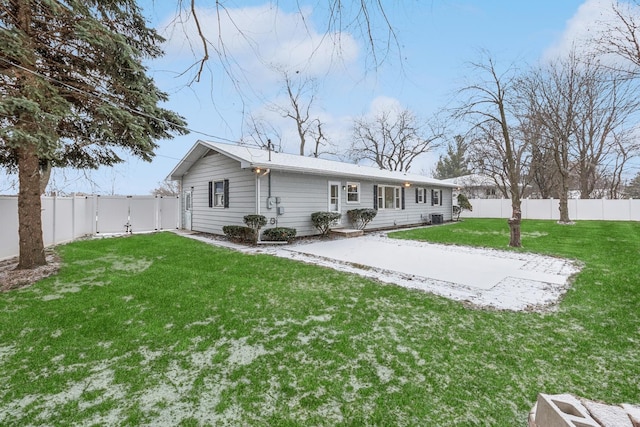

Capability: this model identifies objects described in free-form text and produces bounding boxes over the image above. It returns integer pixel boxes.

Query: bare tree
[174,1,400,84]
[241,114,283,151]
[571,65,640,199]
[455,55,529,247]
[523,110,559,199]
[151,180,180,197]
[602,130,640,198]
[259,70,336,157]
[349,108,443,172]
[521,53,582,223]
[594,0,640,75]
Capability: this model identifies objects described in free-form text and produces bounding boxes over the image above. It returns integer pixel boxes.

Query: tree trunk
[508,206,522,248]
[39,160,52,195]
[558,178,571,223]
[17,144,47,269]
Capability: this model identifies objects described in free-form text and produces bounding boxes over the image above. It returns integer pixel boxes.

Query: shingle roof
[169,140,458,188]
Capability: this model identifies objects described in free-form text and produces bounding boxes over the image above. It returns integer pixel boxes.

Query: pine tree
[626,172,640,199]
[0,1,187,269]
[433,135,470,179]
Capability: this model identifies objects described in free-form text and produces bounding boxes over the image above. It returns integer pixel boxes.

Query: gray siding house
[169,140,458,237]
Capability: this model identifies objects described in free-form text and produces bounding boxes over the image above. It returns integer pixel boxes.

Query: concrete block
[581,399,633,427]
[330,228,364,237]
[622,404,640,427]
[534,393,599,427]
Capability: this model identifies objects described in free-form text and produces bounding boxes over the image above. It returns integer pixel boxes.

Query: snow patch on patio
[235,232,583,312]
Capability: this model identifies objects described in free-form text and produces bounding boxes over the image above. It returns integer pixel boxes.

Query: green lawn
[0,219,638,426]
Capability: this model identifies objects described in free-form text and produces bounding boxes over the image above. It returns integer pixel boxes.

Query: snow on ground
[178,230,582,312]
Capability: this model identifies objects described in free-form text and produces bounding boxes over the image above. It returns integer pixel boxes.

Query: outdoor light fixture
[404,182,411,187]
[342,185,346,191]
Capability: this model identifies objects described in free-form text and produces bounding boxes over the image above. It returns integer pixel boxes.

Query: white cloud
[158,4,359,82]
[543,0,616,61]
[367,96,403,116]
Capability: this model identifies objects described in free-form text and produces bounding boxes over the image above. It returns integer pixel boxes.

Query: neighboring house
[443,174,504,200]
[168,140,458,237]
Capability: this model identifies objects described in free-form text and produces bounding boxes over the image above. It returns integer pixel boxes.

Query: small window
[431,189,442,206]
[417,188,424,203]
[214,180,225,207]
[346,182,360,203]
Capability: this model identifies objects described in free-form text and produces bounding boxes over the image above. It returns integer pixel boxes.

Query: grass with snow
[0,219,638,426]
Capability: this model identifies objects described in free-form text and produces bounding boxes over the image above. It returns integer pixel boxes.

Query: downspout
[256,173,261,215]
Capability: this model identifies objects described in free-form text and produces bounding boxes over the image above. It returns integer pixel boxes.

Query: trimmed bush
[311,211,341,237]
[347,208,377,230]
[222,225,256,243]
[262,227,297,242]
[243,214,267,244]
[243,214,267,230]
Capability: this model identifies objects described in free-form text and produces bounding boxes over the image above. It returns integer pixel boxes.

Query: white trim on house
[346,182,360,204]
[328,181,342,213]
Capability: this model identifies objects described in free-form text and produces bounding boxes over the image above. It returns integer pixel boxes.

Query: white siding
[256,172,454,236]
[180,152,454,237]
[181,151,256,235]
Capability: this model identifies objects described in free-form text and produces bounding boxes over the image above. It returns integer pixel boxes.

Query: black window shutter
[431,189,434,206]
[373,185,378,210]
[423,188,427,204]
[439,190,443,206]
[223,179,229,208]
[208,181,212,208]
[401,187,405,210]
[415,188,419,203]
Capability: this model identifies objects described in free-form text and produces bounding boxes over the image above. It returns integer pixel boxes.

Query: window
[214,181,224,207]
[209,179,229,208]
[416,187,424,203]
[431,189,442,206]
[346,182,360,203]
[377,185,401,209]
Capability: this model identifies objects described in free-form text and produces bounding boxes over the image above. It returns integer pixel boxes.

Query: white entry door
[328,181,341,223]
[184,189,193,230]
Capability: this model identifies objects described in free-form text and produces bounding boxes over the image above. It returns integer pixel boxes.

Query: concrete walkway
[176,231,582,312]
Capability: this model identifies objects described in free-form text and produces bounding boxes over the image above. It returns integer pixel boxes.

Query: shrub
[262,227,297,242]
[222,225,256,243]
[243,214,267,230]
[243,214,267,244]
[347,208,377,230]
[311,211,341,237]
[454,194,473,221]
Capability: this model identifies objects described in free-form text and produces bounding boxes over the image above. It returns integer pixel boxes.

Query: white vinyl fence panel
[460,198,640,221]
[1,195,180,261]
[0,196,19,261]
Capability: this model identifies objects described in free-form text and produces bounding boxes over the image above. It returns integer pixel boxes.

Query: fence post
[52,194,57,246]
[71,194,76,240]
[93,195,98,234]
[156,196,160,231]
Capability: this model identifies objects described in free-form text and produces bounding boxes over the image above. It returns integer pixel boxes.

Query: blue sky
[1,0,616,195]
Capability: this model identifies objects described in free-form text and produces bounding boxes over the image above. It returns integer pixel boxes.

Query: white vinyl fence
[460,198,640,221]
[1,195,180,261]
